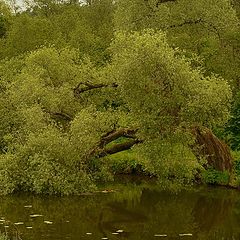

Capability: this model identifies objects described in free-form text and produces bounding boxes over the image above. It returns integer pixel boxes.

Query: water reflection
[0,178,240,240]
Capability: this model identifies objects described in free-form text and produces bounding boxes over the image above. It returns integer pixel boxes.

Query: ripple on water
[179,233,193,237]
[14,222,24,225]
[30,214,43,218]
[44,221,53,224]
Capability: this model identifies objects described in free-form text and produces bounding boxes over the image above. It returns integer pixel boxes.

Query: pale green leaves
[110,30,231,132]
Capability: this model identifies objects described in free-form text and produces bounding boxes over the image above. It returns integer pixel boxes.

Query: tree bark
[88,128,142,159]
[99,128,138,147]
[191,126,233,172]
[87,125,233,174]
[98,139,143,158]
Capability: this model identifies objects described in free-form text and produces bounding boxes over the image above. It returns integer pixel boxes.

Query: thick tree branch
[88,128,142,159]
[98,139,143,158]
[100,128,138,147]
[87,124,233,175]
[73,82,118,97]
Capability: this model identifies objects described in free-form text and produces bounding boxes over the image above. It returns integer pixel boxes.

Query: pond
[0,176,240,240]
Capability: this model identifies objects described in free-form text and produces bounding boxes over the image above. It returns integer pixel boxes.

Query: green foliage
[232,155,240,186]
[0,46,116,195]
[226,93,240,150]
[110,30,231,137]
[231,150,240,173]
[0,233,8,240]
[0,1,11,38]
[0,0,114,64]
[115,0,238,31]
[2,14,58,57]
[114,0,240,85]
[0,0,238,195]
[202,168,230,185]
[0,128,96,195]
[234,158,240,177]
[0,29,233,194]
[108,29,232,185]
[107,150,149,175]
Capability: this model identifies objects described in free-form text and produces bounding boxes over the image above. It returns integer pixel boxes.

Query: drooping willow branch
[191,126,233,172]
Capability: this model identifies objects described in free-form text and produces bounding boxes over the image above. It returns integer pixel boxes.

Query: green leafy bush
[202,168,230,185]
[0,129,97,195]
[225,94,240,151]
[108,150,147,175]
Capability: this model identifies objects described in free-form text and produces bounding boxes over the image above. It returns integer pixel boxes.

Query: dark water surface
[0,177,240,240]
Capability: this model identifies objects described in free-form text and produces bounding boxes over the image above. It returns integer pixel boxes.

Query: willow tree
[108,30,232,180]
[114,0,239,173]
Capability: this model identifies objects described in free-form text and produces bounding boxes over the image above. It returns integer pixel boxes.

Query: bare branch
[73,82,118,97]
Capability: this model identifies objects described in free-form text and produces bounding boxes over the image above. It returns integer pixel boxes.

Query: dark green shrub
[202,168,230,185]
[234,159,240,176]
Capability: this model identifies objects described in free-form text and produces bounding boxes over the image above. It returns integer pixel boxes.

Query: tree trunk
[192,126,233,172]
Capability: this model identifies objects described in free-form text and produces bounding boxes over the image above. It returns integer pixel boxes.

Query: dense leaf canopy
[0,0,239,194]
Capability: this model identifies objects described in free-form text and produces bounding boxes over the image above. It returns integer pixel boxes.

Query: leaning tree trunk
[192,126,233,172]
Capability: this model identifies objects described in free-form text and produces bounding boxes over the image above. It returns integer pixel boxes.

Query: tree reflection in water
[0,180,240,240]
